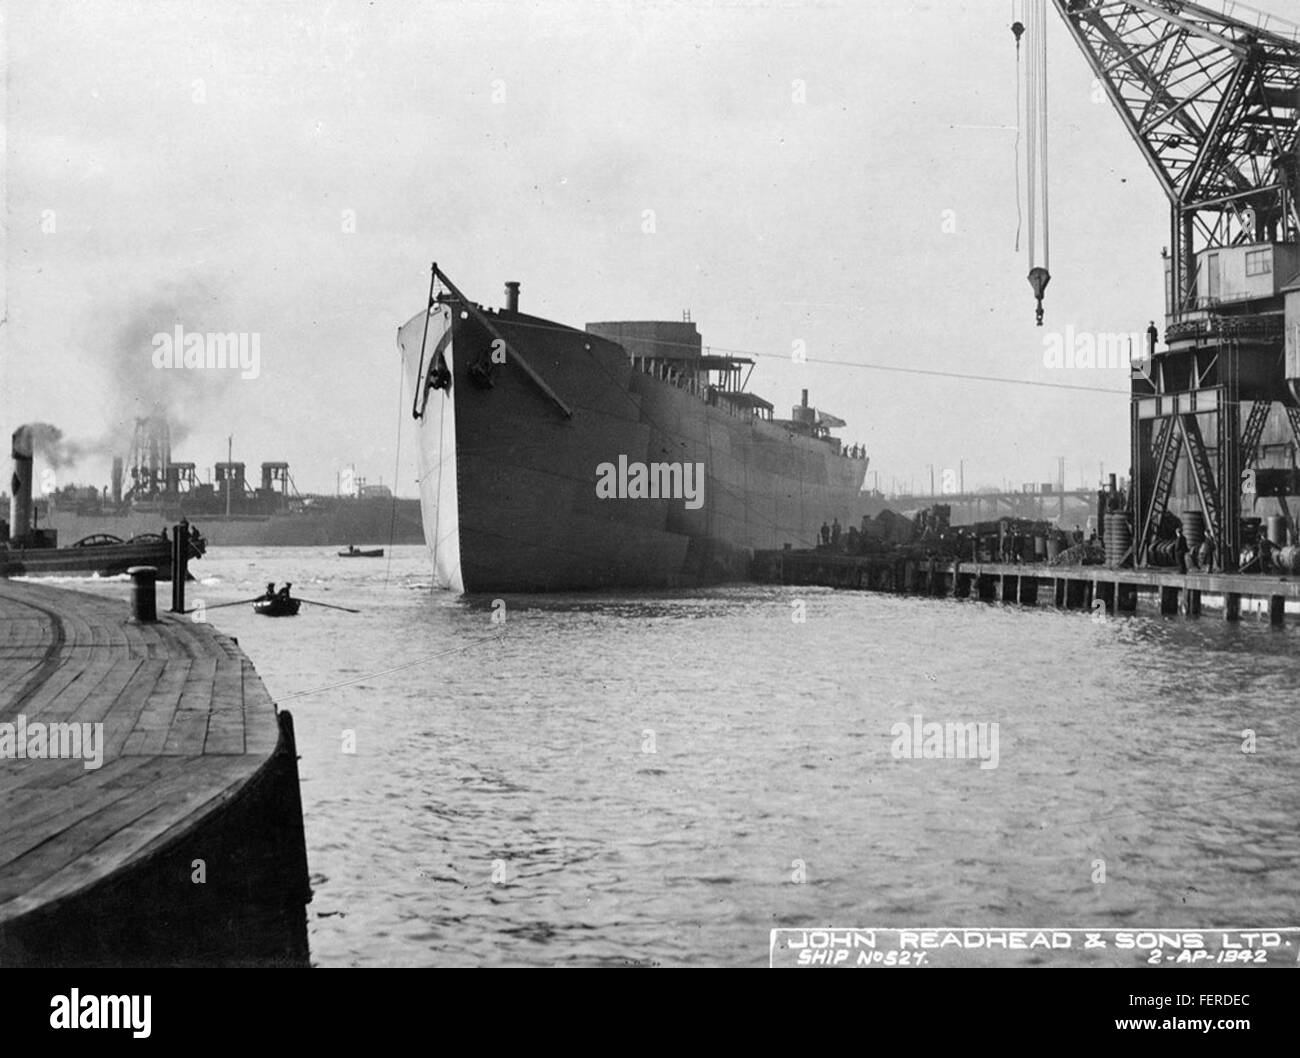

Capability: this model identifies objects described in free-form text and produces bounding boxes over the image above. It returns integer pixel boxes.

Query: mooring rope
[383,361,405,589]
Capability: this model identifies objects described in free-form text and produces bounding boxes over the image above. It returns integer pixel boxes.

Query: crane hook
[1012,20,1025,53]
[1028,266,1051,326]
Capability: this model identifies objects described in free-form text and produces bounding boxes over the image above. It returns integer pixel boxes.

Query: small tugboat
[254,583,300,617]
[338,544,384,558]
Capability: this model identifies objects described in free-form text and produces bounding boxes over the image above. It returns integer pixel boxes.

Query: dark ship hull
[43,500,424,548]
[398,270,882,593]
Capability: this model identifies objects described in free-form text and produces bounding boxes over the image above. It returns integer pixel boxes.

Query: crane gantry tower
[1047,0,1300,570]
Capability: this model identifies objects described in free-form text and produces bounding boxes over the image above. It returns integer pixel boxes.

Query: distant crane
[1028,0,1300,571]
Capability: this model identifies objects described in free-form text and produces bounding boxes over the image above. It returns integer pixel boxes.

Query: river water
[55,545,1300,966]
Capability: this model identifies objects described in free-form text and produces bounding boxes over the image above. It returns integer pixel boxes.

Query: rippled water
[57,546,1300,966]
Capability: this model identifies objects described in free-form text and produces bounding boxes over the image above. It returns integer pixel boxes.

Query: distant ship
[30,419,423,548]
[397,266,883,592]
[43,494,424,548]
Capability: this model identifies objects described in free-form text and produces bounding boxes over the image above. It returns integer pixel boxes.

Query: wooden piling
[750,551,1300,629]
[999,574,1018,604]
[1094,580,1116,614]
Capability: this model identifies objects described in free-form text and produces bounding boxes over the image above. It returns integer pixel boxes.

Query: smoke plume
[15,423,85,469]
[100,276,242,452]
[33,277,246,473]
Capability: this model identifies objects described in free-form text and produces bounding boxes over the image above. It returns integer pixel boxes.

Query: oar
[296,597,362,614]
[183,596,266,613]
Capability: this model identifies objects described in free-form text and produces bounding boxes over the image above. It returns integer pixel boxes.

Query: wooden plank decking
[0,579,311,966]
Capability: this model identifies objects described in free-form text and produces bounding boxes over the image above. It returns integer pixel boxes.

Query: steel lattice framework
[1052,0,1300,318]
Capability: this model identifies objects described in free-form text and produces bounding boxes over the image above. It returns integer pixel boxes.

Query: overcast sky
[3,0,1294,497]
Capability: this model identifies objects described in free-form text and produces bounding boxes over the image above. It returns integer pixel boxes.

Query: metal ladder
[1242,400,1272,469]
[1150,415,1172,455]
[1179,413,1222,547]
[1285,406,1300,453]
[1138,417,1183,562]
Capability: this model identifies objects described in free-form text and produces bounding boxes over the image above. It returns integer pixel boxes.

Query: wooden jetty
[754,549,1300,625]
[0,579,311,967]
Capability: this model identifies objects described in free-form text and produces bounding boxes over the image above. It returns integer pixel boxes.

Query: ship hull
[398,302,879,593]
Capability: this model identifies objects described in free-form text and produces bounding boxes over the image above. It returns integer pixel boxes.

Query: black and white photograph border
[0,0,1298,1019]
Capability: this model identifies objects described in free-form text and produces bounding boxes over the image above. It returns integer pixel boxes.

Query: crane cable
[1034,0,1045,275]
[1024,0,1052,325]
[1013,1,1024,252]
[1026,0,1036,266]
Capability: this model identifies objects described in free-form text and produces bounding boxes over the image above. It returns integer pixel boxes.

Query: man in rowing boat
[264,582,276,600]
[276,583,293,603]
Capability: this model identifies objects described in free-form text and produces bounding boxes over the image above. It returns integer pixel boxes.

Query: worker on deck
[1259,536,1276,573]
[831,518,842,549]
[820,520,831,547]
[1197,539,1214,573]
[1175,527,1189,574]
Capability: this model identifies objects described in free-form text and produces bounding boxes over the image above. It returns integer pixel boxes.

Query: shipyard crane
[1030,0,1300,571]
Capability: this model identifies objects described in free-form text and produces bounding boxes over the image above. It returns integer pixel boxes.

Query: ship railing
[636,359,780,422]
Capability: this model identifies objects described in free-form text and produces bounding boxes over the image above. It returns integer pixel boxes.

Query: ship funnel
[792,390,816,426]
[10,426,34,544]
[111,457,123,505]
[505,281,520,312]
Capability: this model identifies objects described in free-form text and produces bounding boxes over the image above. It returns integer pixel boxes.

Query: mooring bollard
[171,519,188,613]
[128,566,158,623]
